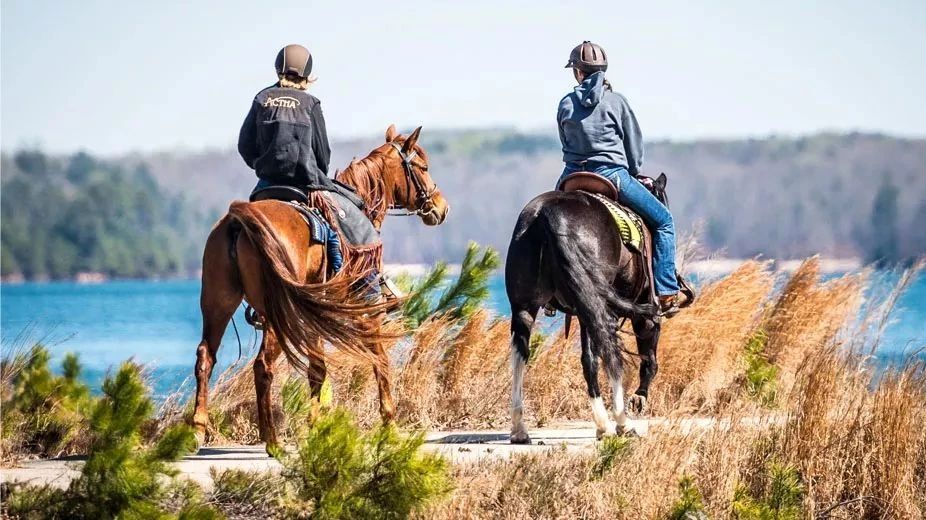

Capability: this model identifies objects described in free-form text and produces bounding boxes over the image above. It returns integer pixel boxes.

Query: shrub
[402,242,500,327]
[743,330,778,407]
[280,408,452,519]
[732,463,804,519]
[210,468,285,517]
[1,345,92,458]
[4,361,210,519]
[593,435,634,477]
[667,476,708,520]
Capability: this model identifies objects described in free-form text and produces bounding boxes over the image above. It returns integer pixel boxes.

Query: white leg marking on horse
[590,396,615,437]
[510,338,529,441]
[608,371,627,427]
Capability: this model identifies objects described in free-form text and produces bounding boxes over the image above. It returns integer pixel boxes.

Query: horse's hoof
[615,425,640,438]
[510,432,532,445]
[193,430,207,451]
[265,442,284,459]
[627,394,648,416]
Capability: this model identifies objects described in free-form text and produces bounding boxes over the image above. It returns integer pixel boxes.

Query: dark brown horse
[192,125,449,452]
[505,176,673,443]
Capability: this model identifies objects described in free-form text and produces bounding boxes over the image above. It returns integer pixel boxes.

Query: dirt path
[1,417,776,490]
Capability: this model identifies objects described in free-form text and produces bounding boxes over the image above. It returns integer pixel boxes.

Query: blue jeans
[558,163,679,296]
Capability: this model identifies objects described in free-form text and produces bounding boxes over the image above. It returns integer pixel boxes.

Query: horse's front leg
[629,316,661,415]
[192,226,240,447]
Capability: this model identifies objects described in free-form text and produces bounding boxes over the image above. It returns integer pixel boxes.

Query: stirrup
[244,305,265,330]
[379,276,404,301]
[677,272,696,308]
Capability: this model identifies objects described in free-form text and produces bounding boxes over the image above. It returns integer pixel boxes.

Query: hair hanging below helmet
[275,44,313,78]
[565,41,608,73]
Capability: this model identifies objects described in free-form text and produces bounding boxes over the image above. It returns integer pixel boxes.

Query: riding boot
[659,294,681,319]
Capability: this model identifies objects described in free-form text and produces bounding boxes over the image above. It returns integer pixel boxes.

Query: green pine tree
[867,177,901,266]
[401,242,500,328]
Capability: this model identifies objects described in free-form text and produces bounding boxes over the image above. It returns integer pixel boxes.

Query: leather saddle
[555,170,696,315]
[250,181,365,209]
[558,171,618,200]
[250,185,308,204]
[249,184,379,247]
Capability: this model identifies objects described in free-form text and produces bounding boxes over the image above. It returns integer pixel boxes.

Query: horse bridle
[387,141,439,217]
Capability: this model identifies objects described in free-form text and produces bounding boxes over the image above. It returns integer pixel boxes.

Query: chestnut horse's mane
[335,146,391,228]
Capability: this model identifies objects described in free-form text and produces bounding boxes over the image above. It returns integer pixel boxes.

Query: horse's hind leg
[629,316,661,414]
[192,217,242,446]
[371,338,396,424]
[510,306,537,444]
[580,325,615,439]
[306,338,328,402]
[599,334,633,435]
[254,329,283,455]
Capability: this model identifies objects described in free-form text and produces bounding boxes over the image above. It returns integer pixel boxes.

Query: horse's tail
[227,201,390,372]
[537,206,657,321]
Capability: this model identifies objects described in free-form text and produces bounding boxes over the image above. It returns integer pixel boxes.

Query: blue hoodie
[557,71,644,175]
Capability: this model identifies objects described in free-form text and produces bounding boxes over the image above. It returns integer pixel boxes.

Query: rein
[386,142,438,217]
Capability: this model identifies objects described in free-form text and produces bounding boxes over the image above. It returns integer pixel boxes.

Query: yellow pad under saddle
[589,193,646,252]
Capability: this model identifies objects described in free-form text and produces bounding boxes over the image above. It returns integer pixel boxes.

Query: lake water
[2,272,924,398]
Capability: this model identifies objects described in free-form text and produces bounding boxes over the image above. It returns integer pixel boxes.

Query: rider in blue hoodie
[557,41,681,316]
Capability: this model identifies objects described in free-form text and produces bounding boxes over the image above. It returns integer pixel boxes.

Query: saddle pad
[285,201,329,245]
[323,192,381,247]
[589,193,645,253]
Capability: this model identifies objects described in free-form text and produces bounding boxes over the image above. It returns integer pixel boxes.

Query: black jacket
[238,84,337,191]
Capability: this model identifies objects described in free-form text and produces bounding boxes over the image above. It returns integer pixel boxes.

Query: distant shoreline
[383,257,864,277]
[0,257,866,285]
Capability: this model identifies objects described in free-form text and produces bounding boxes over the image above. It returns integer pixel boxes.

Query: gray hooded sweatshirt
[557,71,644,175]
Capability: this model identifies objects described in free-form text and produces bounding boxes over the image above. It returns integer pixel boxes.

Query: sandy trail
[1,416,779,490]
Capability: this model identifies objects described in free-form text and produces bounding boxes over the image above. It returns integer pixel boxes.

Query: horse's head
[382,124,449,226]
[647,173,670,208]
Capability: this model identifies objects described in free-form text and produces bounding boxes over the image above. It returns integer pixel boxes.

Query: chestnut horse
[192,125,449,452]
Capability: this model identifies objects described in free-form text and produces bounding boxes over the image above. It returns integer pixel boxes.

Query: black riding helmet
[275,44,313,78]
[565,41,608,73]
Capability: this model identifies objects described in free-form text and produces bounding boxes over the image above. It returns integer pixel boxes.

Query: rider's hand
[636,176,654,190]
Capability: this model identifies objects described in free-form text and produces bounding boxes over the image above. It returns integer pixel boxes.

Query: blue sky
[2,0,924,154]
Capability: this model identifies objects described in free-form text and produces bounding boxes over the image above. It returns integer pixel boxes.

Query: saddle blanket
[284,202,331,245]
[588,193,646,253]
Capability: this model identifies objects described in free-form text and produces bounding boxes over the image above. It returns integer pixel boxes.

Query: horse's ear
[402,126,422,152]
[385,124,398,142]
[656,173,668,190]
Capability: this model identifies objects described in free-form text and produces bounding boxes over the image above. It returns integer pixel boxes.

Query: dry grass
[199,258,918,435]
[422,352,926,519]
[186,258,924,518]
[651,260,775,413]
[764,257,866,396]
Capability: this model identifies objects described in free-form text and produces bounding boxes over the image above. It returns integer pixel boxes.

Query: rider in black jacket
[237,45,398,298]
[238,44,338,194]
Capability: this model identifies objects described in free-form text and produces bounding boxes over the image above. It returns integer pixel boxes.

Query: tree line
[1,150,212,280]
[2,131,924,280]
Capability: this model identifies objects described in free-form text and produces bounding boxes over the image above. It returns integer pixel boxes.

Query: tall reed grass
[188,255,924,517]
[5,255,922,517]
